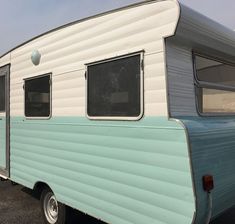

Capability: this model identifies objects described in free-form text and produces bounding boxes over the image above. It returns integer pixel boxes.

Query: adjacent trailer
[0,0,235,224]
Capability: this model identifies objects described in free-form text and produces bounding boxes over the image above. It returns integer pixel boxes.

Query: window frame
[24,73,52,120]
[193,52,235,116]
[85,51,144,121]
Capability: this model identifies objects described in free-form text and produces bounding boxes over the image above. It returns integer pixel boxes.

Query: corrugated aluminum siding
[7,0,180,117]
[166,3,235,221]
[11,117,195,224]
[0,1,197,224]
[165,42,197,117]
[0,54,10,68]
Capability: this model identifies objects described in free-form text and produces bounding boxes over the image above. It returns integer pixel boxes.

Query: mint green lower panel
[10,117,195,224]
[0,117,6,169]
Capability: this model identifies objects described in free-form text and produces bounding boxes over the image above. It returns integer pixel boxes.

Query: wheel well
[33,182,51,199]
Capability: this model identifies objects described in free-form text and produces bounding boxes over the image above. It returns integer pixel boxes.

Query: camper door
[0,65,10,178]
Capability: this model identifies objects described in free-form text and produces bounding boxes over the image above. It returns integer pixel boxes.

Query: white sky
[0,0,234,55]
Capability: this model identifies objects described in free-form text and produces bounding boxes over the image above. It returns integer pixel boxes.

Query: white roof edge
[0,0,178,60]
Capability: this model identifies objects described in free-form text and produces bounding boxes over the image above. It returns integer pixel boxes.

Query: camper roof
[1,0,235,60]
[173,4,235,63]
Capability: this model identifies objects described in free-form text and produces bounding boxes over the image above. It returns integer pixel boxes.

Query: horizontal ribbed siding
[181,117,235,224]
[0,54,10,67]
[166,42,197,117]
[9,0,180,117]
[10,117,195,224]
[166,39,235,223]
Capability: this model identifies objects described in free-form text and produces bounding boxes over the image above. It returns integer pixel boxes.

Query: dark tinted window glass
[88,55,141,117]
[195,56,235,86]
[0,76,5,112]
[25,75,51,117]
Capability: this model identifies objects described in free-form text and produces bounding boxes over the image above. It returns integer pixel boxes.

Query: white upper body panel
[0,0,180,117]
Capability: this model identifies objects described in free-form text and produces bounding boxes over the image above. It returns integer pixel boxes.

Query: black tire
[40,187,66,224]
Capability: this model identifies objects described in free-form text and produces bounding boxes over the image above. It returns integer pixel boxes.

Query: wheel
[40,187,66,224]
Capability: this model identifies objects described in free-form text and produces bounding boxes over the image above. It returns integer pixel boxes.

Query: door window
[0,76,5,112]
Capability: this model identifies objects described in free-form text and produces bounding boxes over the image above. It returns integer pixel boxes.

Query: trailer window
[195,55,235,114]
[0,76,5,112]
[25,75,51,117]
[87,54,143,119]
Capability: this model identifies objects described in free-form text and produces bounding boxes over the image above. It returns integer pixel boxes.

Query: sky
[0,0,235,56]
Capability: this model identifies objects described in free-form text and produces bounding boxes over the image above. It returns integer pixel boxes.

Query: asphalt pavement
[0,180,234,224]
[0,181,42,224]
[0,180,105,224]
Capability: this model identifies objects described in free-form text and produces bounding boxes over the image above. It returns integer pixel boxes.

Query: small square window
[25,74,51,117]
[87,54,143,119]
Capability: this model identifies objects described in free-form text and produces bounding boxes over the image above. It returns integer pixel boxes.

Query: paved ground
[0,181,42,224]
[0,180,105,224]
[0,180,234,224]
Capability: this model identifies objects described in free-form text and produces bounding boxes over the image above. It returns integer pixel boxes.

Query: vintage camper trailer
[0,0,235,223]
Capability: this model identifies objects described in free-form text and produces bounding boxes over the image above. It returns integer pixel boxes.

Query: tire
[40,187,66,224]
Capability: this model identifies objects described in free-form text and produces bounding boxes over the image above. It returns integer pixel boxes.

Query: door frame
[0,64,10,178]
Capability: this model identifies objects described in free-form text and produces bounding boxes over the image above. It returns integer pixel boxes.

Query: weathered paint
[10,116,195,224]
